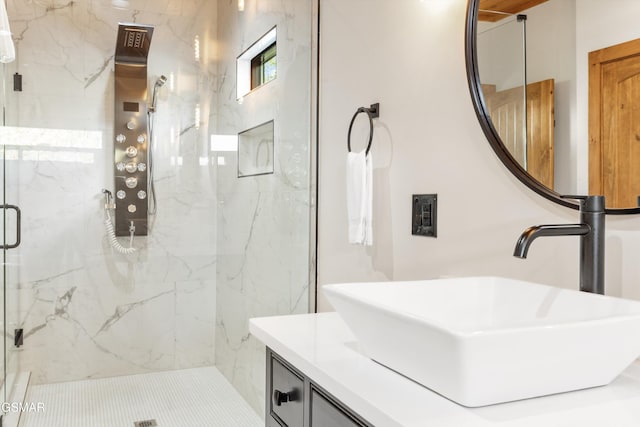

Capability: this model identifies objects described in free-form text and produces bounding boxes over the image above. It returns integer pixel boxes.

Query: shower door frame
[1,62,23,418]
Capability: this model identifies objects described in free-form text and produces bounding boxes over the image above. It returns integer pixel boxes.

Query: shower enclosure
[0,0,315,422]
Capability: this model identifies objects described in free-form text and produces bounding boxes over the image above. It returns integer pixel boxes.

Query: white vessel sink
[323,276,640,407]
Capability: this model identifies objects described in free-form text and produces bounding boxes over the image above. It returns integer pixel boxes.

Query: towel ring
[347,103,379,155]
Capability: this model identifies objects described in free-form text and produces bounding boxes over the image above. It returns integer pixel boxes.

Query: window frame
[250,41,277,90]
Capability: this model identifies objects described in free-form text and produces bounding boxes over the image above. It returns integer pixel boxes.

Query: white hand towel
[346,150,373,246]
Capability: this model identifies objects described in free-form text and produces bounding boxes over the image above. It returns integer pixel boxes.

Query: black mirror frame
[464,0,640,215]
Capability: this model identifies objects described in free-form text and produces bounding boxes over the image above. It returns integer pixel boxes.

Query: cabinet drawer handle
[273,389,292,406]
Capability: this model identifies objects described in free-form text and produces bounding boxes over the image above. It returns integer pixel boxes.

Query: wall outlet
[412,194,437,237]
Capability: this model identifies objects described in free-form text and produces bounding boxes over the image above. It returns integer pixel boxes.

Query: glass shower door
[0,102,5,406]
[0,63,22,410]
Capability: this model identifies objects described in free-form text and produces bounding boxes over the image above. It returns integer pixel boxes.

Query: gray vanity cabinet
[309,388,363,427]
[266,348,372,427]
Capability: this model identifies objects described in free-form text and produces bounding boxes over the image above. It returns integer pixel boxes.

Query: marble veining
[94,289,175,335]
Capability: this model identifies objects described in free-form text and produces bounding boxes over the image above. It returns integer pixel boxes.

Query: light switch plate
[412,194,437,237]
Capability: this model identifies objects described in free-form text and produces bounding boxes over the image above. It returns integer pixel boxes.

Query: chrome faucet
[513,195,605,294]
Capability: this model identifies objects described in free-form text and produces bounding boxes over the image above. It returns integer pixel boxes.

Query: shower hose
[104,209,137,255]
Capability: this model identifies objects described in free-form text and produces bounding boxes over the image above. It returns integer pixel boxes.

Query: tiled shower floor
[18,367,262,427]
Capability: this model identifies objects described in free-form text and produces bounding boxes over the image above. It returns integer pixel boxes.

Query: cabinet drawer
[310,388,366,427]
[270,355,304,427]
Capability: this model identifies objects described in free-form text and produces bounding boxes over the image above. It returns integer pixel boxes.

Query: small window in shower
[250,42,276,90]
[237,120,274,178]
[236,26,277,99]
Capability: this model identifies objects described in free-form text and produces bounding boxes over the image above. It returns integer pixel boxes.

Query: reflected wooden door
[483,79,555,188]
[589,38,640,209]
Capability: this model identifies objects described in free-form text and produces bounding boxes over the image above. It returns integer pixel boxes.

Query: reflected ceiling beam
[478,0,548,22]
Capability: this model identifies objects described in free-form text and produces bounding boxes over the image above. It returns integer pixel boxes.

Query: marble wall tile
[175,279,217,368]
[16,280,177,384]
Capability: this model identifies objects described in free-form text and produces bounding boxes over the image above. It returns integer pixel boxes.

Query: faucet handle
[560,195,605,212]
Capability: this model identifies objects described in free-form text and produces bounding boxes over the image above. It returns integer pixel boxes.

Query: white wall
[317,0,640,311]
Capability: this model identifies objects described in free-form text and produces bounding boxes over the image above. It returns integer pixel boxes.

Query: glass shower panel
[477,16,528,167]
[2,0,219,397]
[215,116,312,410]
[214,0,314,415]
[0,64,6,403]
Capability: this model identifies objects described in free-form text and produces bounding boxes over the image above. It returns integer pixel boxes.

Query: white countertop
[249,312,640,427]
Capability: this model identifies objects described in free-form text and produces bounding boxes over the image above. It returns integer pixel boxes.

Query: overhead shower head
[114,23,154,64]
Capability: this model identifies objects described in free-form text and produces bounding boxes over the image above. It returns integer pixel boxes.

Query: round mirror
[465,0,640,214]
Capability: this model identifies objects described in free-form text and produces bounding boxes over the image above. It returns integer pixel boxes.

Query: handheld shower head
[155,75,167,88]
[149,75,167,113]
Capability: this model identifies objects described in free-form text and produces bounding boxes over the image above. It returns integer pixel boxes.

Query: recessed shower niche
[238,120,274,177]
